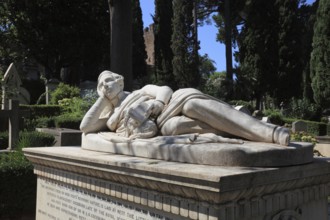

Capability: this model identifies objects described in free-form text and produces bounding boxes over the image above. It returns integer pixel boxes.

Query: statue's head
[97,71,124,99]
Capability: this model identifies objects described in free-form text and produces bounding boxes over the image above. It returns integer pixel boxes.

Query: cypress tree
[310,0,330,109]
[132,0,148,85]
[299,1,318,102]
[172,0,199,89]
[238,0,278,109]
[274,0,302,105]
[154,0,174,87]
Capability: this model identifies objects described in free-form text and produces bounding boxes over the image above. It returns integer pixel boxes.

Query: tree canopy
[172,0,199,89]
[310,0,330,109]
[1,0,110,84]
[0,0,326,113]
[153,0,174,87]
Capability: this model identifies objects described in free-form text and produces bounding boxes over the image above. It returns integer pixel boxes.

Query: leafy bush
[58,97,91,116]
[54,114,82,130]
[263,109,285,125]
[321,116,329,124]
[0,132,8,150]
[0,131,55,149]
[291,131,317,144]
[23,116,56,131]
[202,72,227,100]
[305,121,327,136]
[50,83,80,104]
[17,131,55,148]
[283,117,297,124]
[287,98,321,121]
[34,117,56,128]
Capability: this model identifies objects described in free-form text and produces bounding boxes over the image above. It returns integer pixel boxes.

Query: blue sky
[140,0,316,72]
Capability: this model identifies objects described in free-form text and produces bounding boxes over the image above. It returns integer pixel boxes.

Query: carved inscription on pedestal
[36,178,170,220]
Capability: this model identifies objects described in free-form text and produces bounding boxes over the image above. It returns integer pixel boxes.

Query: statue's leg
[182,99,289,145]
[161,116,228,136]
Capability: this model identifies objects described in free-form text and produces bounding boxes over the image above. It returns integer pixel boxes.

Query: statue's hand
[150,100,165,117]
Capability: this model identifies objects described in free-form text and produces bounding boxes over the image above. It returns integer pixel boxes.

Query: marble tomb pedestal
[23,146,330,220]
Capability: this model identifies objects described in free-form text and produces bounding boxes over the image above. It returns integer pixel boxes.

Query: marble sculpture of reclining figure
[80,71,290,146]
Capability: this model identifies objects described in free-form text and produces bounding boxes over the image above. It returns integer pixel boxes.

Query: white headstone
[262,116,271,123]
[234,105,251,115]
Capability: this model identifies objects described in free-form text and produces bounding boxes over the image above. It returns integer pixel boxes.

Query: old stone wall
[143,24,155,66]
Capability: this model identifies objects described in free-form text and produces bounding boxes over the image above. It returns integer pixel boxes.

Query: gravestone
[36,128,82,146]
[292,120,307,133]
[1,63,30,110]
[262,116,270,123]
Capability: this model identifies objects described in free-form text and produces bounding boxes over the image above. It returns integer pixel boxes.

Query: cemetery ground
[0,83,330,219]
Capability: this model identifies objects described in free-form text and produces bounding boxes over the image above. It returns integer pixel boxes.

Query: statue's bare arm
[80,96,113,133]
[140,85,173,104]
[140,85,173,115]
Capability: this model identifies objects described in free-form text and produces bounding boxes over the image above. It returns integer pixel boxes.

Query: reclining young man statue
[80,71,290,146]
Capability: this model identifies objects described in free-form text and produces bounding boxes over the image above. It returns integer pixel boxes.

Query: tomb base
[24,147,330,220]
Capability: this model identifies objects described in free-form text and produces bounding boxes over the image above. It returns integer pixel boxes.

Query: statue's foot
[273,127,290,146]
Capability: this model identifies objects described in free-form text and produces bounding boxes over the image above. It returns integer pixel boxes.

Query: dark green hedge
[0,132,7,150]
[18,131,56,148]
[54,114,82,130]
[303,121,327,136]
[0,131,55,150]
[23,116,57,131]
[20,104,62,119]
[0,129,55,218]
[283,118,328,136]
[0,152,36,219]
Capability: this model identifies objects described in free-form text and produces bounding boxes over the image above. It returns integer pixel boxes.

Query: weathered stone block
[36,128,82,146]
[24,147,330,220]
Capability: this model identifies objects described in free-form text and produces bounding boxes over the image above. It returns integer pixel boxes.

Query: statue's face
[97,71,124,100]
[100,76,123,100]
